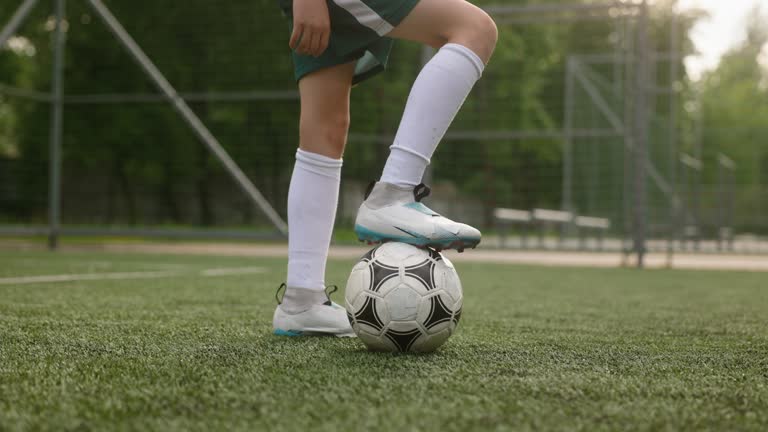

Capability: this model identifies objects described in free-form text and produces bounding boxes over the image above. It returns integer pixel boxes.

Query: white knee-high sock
[287,148,342,291]
[380,43,485,188]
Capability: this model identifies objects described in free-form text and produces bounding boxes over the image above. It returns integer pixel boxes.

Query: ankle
[280,286,328,314]
[364,182,415,209]
[379,145,429,188]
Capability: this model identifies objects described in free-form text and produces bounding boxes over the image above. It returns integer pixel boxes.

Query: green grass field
[1,249,767,431]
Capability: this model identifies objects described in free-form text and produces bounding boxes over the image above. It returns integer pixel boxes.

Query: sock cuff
[296,148,343,168]
[389,144,431,164]
[295,149,343,179]
[441,43,485,80]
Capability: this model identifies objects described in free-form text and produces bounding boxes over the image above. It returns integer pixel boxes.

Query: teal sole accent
[273,329,303,337]
[354,225,480,249]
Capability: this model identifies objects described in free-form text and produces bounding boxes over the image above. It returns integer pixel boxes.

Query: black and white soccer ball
[345,242,463,353]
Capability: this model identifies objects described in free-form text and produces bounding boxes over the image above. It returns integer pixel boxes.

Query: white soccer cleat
[354,182,481,252]
[272,285,356,338]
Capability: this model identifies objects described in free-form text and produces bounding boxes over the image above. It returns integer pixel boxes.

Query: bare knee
[480,12,499,58]
[428,9,497,64]
[389,0,498,64]
[299,111,349,159]
[456,10,497,64]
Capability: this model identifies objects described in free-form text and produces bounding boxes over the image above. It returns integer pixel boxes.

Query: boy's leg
[296,62,355,160]
[355,0,497,251]
[386,0,497,63]
[382,0,497,188]
[274,62,356,337]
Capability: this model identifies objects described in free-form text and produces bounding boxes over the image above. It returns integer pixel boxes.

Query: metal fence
[1,0,766,263]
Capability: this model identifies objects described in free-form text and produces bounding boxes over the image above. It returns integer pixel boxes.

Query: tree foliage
[697,5,768,231]
[3,0,759,233]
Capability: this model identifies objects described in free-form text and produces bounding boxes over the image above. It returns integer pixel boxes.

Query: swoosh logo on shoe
[435,224,460,237]
[395,226,428,239]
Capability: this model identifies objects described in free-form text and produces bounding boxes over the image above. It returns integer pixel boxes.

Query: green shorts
[277,0,420,84]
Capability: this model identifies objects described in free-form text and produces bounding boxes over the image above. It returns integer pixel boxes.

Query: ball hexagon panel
[374,243,426,267]
[383,284,422,321]
[344,262,371,306]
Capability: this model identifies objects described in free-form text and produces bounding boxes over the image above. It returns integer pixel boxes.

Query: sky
[676,0,767,80]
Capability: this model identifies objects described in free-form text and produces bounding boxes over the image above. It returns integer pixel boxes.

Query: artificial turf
[1,249,767,431]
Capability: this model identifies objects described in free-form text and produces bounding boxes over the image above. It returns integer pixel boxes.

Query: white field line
[0,271,178,285]
[12,259,189,270]
[200,267,267,276]
[0,266,267,285]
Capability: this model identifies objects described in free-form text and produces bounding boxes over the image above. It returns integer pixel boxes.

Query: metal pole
[693,96,703,251]
[573,62,625,133]
[680,156,689,250]
[85,0,288,235]
[728,167,735,251]
[633,1,650,268]
[717,153,737,251]
[562,57,576,217]
[621,13,635,263]
[717,156,724,251]
[613,17,622,96]
[0,0,39,48]
[613,14,626,250]
[680,153,704,248]
[587,95,597,217]
[666,12,679,266]
[48,0,65,250]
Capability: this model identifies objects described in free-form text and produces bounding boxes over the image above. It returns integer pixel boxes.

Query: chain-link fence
[1,0,766,258]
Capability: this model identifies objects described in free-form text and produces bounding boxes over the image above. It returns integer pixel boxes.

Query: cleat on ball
[354,182,481,252]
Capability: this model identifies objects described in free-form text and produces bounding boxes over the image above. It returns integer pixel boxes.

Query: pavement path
[3,240,766,272]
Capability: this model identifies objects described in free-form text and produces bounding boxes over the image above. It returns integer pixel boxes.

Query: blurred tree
[0,0,720,231]
[697,5,768,232]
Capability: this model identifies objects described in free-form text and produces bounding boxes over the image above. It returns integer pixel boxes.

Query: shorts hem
[294,52,365,83]
[383,0,420,29]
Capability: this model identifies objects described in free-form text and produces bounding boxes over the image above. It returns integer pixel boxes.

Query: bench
[717,227,734,251]
[494,207,611,250]
[574,216,611,250]
[493,208,532,248]
[532,209,573,248]
[679,225,699,251]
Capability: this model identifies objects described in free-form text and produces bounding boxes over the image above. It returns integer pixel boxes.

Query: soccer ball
[345,242,463,353]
